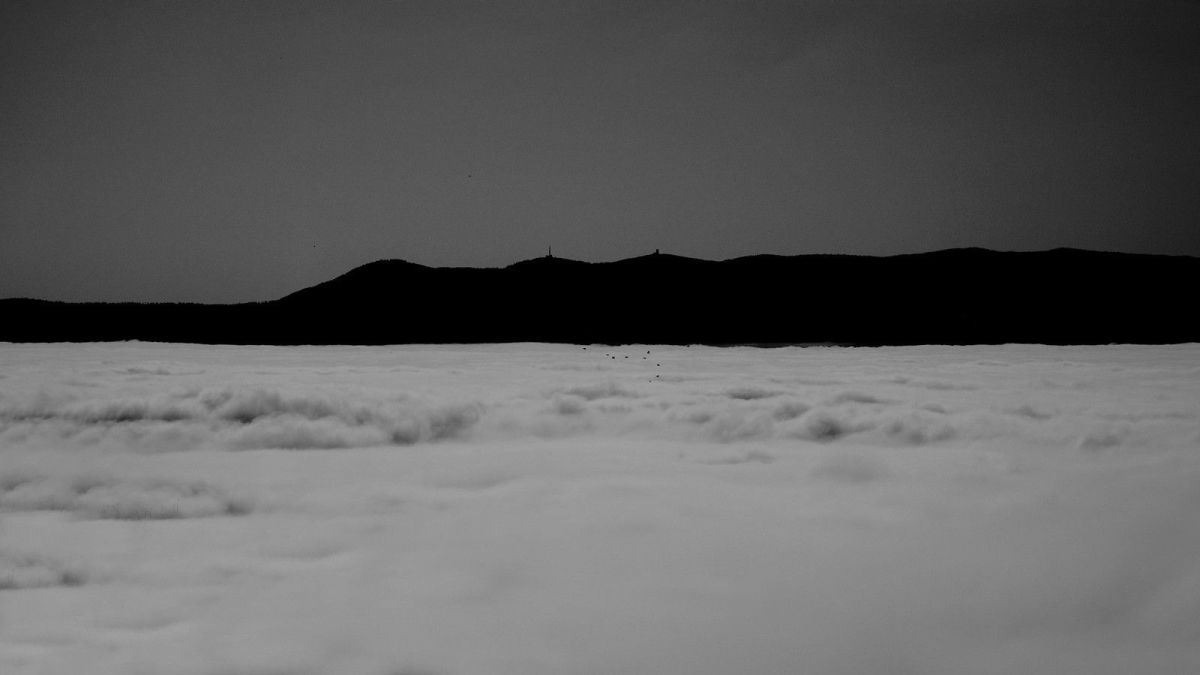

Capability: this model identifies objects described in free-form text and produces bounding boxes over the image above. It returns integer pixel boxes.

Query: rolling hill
[2,248,1196,345]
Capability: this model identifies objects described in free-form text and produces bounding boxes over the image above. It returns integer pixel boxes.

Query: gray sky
[3,0,1199,303]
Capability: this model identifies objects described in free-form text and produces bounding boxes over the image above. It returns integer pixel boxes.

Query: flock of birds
[582,346,663,383]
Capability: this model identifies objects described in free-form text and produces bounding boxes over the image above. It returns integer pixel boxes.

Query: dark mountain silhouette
[2,248,1197,345]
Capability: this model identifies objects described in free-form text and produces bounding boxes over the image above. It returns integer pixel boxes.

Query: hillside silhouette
[2,248,1197,345]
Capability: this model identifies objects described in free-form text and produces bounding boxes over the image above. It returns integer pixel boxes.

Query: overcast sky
[3,0,1198,303]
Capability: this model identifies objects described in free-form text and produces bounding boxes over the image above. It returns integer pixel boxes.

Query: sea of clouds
[1,342,1198,674]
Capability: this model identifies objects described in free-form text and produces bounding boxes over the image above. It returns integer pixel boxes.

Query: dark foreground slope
[2,248,1197,345]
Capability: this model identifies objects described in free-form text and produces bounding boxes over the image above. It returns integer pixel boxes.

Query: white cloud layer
[1,342,1198,674]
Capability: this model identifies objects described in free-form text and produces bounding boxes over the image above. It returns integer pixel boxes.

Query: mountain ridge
[3,247,1197,345]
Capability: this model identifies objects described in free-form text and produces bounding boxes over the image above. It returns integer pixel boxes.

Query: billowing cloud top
[2,341,1200,674]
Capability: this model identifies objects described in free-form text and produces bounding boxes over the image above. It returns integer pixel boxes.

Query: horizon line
[3,245,1195,305]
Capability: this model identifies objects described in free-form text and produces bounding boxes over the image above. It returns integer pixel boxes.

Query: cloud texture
[1,342,1198,674]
